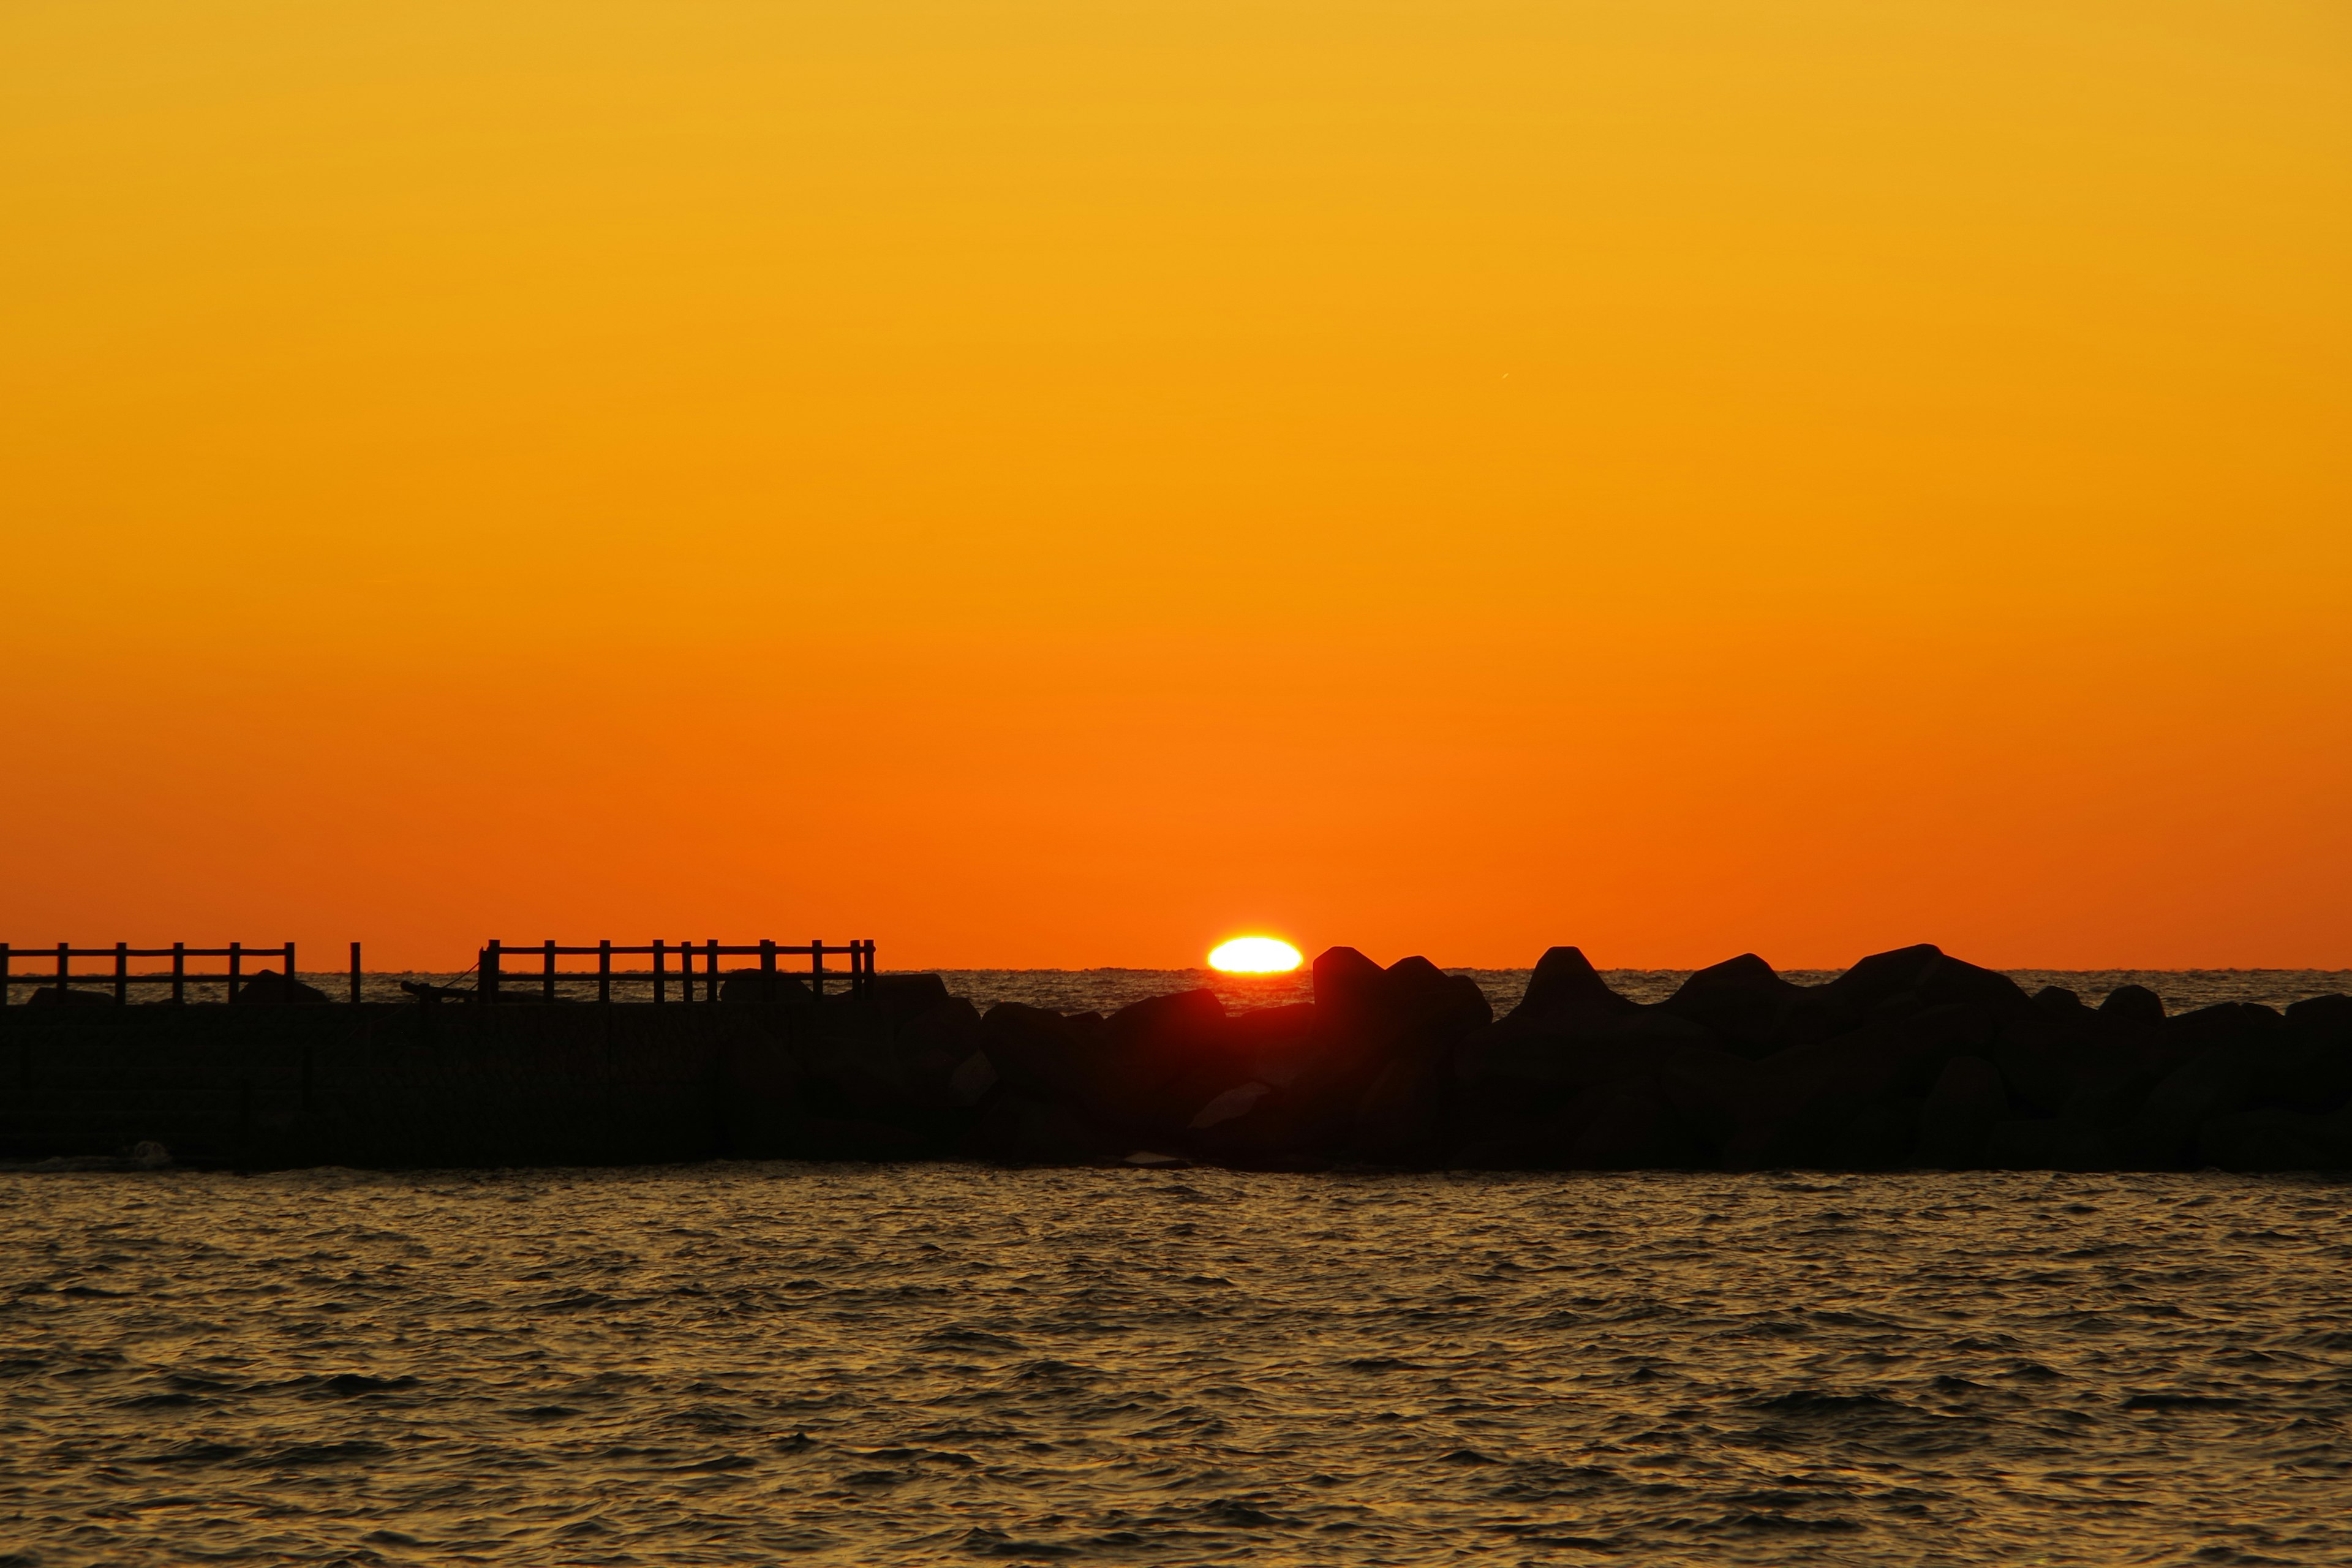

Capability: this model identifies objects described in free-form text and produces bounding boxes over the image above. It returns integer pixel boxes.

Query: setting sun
[1208,937,1303,974]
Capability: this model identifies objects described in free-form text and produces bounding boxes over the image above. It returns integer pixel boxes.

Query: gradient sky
[5,0,2348,971]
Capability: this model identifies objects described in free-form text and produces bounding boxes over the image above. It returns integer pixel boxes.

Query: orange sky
[5,1,2348,971]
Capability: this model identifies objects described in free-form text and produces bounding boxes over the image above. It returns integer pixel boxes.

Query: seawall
[6,946,2350,1173]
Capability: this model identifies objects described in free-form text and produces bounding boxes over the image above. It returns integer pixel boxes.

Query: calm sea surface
[7,970,2350,1566]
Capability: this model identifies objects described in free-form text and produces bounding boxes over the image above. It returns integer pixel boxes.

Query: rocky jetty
[3,944,2345,1171]
[866,944,2351,1171]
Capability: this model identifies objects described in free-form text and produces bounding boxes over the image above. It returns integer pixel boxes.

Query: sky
[4,0,2348,971]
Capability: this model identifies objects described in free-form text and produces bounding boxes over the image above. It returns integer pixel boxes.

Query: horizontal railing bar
[479,943,870,957]
[2,974,248,986]
[0,947,293,960]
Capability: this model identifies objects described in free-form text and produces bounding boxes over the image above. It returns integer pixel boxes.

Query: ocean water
[6,1163,2350,1566]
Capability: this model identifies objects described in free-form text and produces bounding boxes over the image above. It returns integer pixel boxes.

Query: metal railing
[479,939,875,1004]
[0,941,364,1005]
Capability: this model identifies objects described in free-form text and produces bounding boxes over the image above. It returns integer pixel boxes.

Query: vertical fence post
[1,943,9,1008]
[543,940,556,1003]
[286,941,296,992]
[172,943,185,1005]
[56,942,70,1000]
[228,942,243,1003]
[115,943,128,1005]
[483,941,501,1005]
[598,940,611,1005]
[760,940,776,1003]
[652,940,666,1005]
[705,940,718,1003]
[811,939,824,999]
[350,941,362,1005]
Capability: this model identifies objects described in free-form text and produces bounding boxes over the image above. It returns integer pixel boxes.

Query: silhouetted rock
[978,1004,1102,1106]
[1915,1055,2007,1168]
[232,970,329,1006]
[1099,988,1234,1124]
[965,1091,1121,1164]
[24,987,116,1008]
[1349,1054,1452,1163]
[1313,948,1490,1063]
[2098,984,2165,1028]
[1498,946,1637,1033]
[718,968,813,1004]
[1986,1117,2120,1171]
[1659,954,1812,1058]
[1560,1074,1712,1169]
[2126,1046,2262,1168]
[1827,944,2036,1024]
[2031,985,2088,1019]
[2198,1106,2352,1171]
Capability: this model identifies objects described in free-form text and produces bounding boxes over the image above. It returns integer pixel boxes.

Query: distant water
[330,967,2351,1012]
[7,1164,2350,1565]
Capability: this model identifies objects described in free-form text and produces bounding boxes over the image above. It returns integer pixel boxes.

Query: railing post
[483,941,501,1005]
[760,940,775,1003]
[115,942,128,1005]
[598,940,611,1005]
[1,943,9,1008]
[811,939,824,998]
[172,943,185,1005]
[543,939,557,1003]
[350,941,362,1005]
[286,941,296,992]
[56,941,70,1001]
[706,940,718,1003]
[652,940,665,1005]
[229,942,244,1003]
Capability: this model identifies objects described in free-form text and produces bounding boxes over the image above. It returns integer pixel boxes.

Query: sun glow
[1208,937,1302,974]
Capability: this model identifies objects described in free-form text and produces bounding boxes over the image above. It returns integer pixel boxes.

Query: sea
[6,968,2349,1566]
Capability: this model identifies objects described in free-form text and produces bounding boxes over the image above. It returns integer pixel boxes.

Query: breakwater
[4,944,2348,1171]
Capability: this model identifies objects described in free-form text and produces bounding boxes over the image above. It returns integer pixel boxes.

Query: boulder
[1985,1117,2121,1171]
[1313,948,1490,1063]
[1722,1002,1993,1169]
[2258,998,2352,1116]
[2198,1106,2352,1172]
[1989,1017,2101,1117]
[886,995,987,1118]
[1825,944,2037,1024]
[948,1051,999,1108]
[2032,985,2087,1019]
[1226,1003,1324,1085]
[1182,1074,1351,1167]
[1658,954,1812,1058]
[965,1091,1119,1164]
[24,986,117,1008]
[718,968,814,1004]
[978,1004,1106,1106]
[1098,988,1234,1122]
[2098,984,2165,1028]
[1349,1054,1452,1164]
[1495,946,1638,1035]
[869,973,955,1022]
[232,970,330,1006]
[2124,1047,2260,1168]
[1560,1074,1712,1169]
[2285,993,2352,1049]
[1914,1055,2007,1168]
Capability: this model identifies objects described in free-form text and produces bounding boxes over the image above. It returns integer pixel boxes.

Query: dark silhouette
[2,943,2346,1172]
